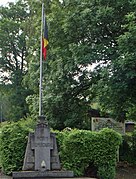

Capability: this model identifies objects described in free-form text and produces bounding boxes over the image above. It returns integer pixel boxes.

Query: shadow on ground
[116,165,136,179]
[1,165,136,179]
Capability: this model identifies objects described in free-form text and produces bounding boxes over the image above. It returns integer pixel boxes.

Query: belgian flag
[42,14,48,60]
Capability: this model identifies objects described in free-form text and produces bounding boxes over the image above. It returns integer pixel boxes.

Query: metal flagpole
[39,3,44,116]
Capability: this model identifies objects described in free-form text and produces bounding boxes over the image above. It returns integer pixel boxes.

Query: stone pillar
[34,122,53,171]
[14,116,74,179]
[22,116,61,171]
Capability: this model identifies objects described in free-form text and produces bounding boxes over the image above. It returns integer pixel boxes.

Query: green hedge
[0,118,35,174]
[0,122,122,179]
[58,128,122,179]
[119,130,136,164]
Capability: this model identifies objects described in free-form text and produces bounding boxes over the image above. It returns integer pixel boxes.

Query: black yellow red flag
[42,14,48,60]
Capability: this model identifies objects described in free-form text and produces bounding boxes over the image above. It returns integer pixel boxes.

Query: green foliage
[0,0,28,82]
[96,4,136,122]
[119,135,132,163]
[59,128,122,178]
[97,165,115,179]
[0,0,32,121]
[0,0,136,126]
[0,118,35,174]
[120,131,136,164]
[23,0,136,128]
[132,130,136,163]
[0,121,122,178]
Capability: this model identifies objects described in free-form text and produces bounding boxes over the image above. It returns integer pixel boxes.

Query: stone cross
[34,123,53,170]
[22,116,60,171]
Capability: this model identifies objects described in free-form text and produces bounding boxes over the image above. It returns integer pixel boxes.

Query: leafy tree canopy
[1,0,136,126]
[0,0,31,121]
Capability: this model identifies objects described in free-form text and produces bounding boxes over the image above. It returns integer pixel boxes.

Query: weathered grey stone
[50,133,61,170]
[22,133,34,170]
[22,116,61,171]
[16,116,73,179]
[34,122,52,170]
[13,171,74,178]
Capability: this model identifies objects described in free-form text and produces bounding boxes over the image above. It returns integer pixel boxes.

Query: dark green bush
[132,130,136,163]
[119,135,132,162]
[0,122,122,179]
[119,130,136,164]
[0,118,35,174]
[97,165,115,179]
[60,128,122,179]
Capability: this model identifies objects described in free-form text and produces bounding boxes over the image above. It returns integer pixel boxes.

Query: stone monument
[12,116,74,179]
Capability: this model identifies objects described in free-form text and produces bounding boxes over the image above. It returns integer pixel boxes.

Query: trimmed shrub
[132,130,136,164]
[119,135,132,162]
[119,130,136,164]
[0,118,35,174]
[97,165,115,179]
[0,122,122,179]
[59,128,122,179]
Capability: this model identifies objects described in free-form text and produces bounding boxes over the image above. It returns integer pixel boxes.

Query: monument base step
[12,171,74,179]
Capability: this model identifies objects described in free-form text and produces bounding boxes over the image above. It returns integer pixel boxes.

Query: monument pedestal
[12,116,74,179]
[12,171,74,179]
